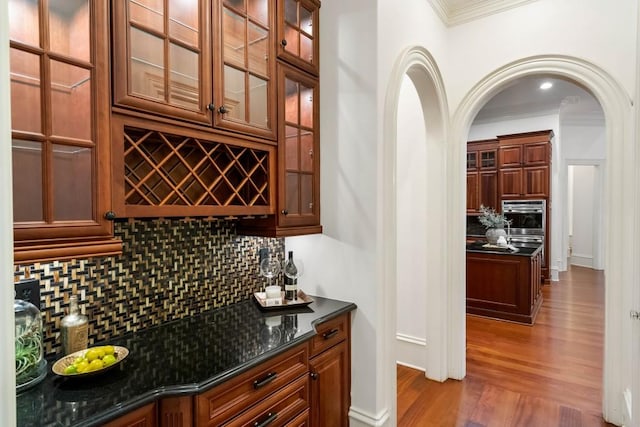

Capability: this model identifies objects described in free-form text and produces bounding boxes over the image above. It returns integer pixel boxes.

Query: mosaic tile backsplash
[14,218,284,358]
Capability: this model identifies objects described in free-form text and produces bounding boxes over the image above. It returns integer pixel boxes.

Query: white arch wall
[294,0,639,425]
[451,56,635,425]
[286,2,449,426]
[444,0,637,112]
[395,75,428,371]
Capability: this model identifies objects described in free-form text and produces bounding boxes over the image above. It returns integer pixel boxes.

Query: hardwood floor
[397,266,615,427]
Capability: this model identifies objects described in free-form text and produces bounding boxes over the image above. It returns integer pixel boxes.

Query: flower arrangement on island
[478,205,512,229]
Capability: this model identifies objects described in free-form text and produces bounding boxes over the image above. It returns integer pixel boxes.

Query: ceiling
[426,1,605,125]
[472,76,604,125]
[429,0,539,26]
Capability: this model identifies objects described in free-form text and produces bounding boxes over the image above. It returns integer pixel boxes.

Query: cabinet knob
[218,105,229,114]
[104,211,117,220]
[280,39,287,47]
[281,209,288,216]
[207,103,215,111]
[310,372,318,380]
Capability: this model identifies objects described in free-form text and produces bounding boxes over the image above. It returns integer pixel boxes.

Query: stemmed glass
[259,256,281,290]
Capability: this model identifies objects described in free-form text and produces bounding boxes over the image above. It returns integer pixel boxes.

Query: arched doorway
[449,55,634,425]
[381,46,449,426]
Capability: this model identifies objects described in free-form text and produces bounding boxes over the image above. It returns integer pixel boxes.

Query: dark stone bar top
[17,295,357,427]
[466,240,542,257]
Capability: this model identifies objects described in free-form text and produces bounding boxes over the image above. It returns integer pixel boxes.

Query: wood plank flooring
[397,266,615,427]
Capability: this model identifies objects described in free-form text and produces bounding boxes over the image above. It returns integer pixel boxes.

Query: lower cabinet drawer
[310,314,348,357]
[222,375,309,427]
[285,408,310,427]
[196,343,308,426]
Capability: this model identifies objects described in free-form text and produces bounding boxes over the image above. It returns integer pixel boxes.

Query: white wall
[444,0,637,114]
[560,119,606,271]
[1,0,16,423]
[395,75,427,370]
[291,0,638,424]
[561,122,606,160]
[287,1,449,424]
[569,165,596,268]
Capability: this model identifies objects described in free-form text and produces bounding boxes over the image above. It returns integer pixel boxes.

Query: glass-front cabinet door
[214,0,276,140]
[9,0,119,262]
[277,0,319,76]
[278,64,319,228]
[112,0,211,124]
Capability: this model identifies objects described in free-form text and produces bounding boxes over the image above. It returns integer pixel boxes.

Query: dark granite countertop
[466,241,542,257]
[17,295,356,427]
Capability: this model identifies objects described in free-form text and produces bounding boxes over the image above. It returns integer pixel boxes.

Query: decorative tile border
[14,218,284,357]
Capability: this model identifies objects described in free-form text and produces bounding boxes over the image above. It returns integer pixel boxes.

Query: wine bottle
[284,251,298,301]
[60,295,88,355]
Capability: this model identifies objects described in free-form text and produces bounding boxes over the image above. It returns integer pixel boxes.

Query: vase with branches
[478,205,511,244]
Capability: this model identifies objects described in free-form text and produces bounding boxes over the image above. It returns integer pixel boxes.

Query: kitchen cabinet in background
[498,130,552,199]
[9,0,121,263]
[466,139,498,213]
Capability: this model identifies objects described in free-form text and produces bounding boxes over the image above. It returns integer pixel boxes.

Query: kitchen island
[466,241,543,325]
[16,295,356,427]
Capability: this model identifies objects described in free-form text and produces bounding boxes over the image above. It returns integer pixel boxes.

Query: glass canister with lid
[15,292,47,392]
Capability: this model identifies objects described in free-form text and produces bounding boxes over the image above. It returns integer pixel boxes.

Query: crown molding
[429,0,540,27]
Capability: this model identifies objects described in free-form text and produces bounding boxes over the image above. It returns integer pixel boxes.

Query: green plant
[15,321,42,385]
[478,205,511,229]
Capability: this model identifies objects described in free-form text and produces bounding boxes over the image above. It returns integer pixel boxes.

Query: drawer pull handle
[323,328,339,340]
[253,372,278,389]
[254,412,278,427]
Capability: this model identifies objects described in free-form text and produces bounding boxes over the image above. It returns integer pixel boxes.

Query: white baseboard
[396,333,426,372]
[570,253,593,268]
[349,406,391,427]
[397,360,426,372]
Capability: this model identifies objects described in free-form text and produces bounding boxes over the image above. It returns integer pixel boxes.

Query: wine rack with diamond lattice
[113,119,275,218]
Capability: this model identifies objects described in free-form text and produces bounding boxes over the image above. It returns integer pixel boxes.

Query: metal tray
[254,290,314,311]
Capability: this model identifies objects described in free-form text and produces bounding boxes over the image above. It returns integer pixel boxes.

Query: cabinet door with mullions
[278,64,319,227]
[112,0,211,124]
[9,0,118,262]
[277,0,319,75]
[214,0,276,139]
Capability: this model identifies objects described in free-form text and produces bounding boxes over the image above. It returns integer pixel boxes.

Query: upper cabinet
[112,0,212,125]
[497,130,552,200]
[214,0,276,139]
[234,0,321,237]
[466,139,498,213]
[9,0,121,263]
[277,64,319,228]
[112,0,277,140]
[276,0,319,76]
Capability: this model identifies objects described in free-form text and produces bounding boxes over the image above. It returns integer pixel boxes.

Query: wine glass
[259,256,281,289]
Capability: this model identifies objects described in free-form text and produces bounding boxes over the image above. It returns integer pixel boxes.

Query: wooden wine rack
[113,121,275,218]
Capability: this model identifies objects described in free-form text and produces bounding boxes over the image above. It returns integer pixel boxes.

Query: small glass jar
[15,298,47,392]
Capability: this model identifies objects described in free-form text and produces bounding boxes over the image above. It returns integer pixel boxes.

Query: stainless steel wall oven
[502,200,546,266]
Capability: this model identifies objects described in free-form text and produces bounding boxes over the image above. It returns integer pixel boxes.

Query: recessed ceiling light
[539,81,553,90]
